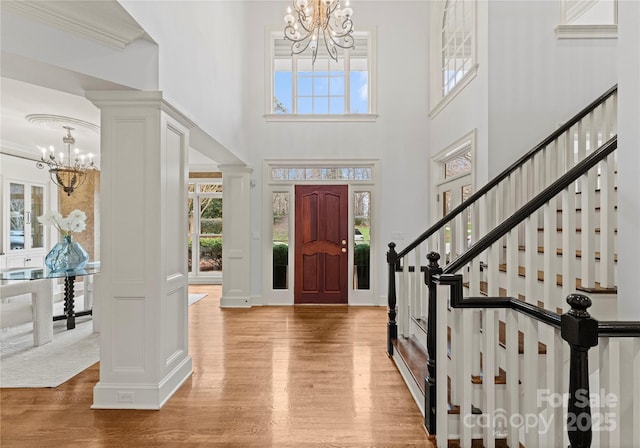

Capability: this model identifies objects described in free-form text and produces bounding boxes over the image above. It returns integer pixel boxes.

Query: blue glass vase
[45,235,89,271]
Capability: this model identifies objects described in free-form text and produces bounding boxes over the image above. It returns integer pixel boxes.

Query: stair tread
[514,245,618,262]
[497,264,617,293]
[499,320,547,354]
[471,367,507,385]
[448,439,511,448]
[539,226,617,233]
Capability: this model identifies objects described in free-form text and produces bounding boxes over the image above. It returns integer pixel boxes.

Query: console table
[1,262,100,334]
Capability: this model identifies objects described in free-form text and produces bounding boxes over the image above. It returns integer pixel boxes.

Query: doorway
[294,185,348,304]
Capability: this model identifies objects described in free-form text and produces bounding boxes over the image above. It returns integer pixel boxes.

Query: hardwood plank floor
[1,285,433,447]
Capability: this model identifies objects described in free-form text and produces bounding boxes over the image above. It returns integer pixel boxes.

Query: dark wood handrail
[442,135,617,275]
[396,85,617,259]
[437,275,640,337]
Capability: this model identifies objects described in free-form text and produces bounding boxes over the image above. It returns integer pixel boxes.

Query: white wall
[0,9,159,93]
[119,1,249,163]
[487,0,617,177]
[616,0,640,320]
[427,0,491,188]
[242,1,430,298]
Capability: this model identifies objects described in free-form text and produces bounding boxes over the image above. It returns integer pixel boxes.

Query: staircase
[386,86,640,448]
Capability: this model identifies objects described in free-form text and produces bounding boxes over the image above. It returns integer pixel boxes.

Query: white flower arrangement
[38,209,87,236]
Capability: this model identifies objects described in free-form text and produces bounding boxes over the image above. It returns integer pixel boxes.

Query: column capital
[85,90,196,129]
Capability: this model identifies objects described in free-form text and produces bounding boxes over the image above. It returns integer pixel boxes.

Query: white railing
[428,137,640,447]
[396,87,618,334]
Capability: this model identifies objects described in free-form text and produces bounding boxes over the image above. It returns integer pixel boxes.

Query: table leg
[64,275,76,330]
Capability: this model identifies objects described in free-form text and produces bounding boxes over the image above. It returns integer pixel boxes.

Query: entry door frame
[430,130,476,256]
[262,159,380,306]
[430,130,477,226]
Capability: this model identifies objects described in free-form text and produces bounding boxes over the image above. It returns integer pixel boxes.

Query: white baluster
[413,247,422,325]
[482,307,497,448]
[543,326,564,447]
[522,315,539,447]
[525,215,537,305]
[562,187,577,312]
[598,337,620,447]
[543,201,559,311]
[633,339,640,447]
[460,308,473,447]
[400,259,410,337]
[580,169,596,289]
[436,282,450,448]
[599,155,615,288]
[505,309,520,448]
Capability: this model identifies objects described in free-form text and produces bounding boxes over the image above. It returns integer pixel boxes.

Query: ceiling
[0,0,217,170]
[0,76,217,169]
[1,77,102,163]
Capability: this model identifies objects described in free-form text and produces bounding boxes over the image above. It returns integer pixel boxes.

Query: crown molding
[2,0,150,49]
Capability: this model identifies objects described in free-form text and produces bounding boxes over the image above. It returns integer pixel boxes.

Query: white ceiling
[0,0,217,170]
[1,77,101,163]
[0,76,217,169]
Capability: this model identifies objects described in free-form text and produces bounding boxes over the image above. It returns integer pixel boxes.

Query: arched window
[441,0,474,96]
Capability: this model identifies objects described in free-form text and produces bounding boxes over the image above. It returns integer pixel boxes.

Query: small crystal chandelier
[283,0,355,64]
[36,126,96,196]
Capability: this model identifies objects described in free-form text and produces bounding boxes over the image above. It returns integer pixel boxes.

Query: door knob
[341,248,347,253]
[342,239,347,245]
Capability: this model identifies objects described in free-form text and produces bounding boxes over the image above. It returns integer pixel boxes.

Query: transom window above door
[266,30,377,121]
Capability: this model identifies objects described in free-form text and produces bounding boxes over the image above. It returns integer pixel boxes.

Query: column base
[91,355,192,410]
[220,295,252,308]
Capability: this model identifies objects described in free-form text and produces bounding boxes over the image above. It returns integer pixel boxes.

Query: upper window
[429,0,477,117]
[556,0,617,38]
[561,0,616,25]
[442,0,474,96]
[268,30,376,119]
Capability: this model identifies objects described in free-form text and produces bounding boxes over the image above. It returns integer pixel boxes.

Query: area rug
[1,293,206,388]
[188,293,207,306]
[0,318,98,388]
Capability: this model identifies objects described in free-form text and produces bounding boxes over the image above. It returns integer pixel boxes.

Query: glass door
[187,180,223,282]
[437,175,472,262]
[9,183,25,250]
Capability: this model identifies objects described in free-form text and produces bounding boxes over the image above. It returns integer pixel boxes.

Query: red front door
[294,185,349,304]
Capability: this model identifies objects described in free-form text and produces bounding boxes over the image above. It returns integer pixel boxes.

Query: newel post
[561,294,599,448]
[387,242,398,356]
[424,252,442,434]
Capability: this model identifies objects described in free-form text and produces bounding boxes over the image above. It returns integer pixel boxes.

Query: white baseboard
[91,355,193,410]
[220,296,252,308]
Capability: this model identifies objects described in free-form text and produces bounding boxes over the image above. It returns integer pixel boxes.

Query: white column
[218,165,252,307]
[86,91,192,409]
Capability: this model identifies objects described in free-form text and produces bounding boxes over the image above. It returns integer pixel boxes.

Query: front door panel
[295,185,348,304]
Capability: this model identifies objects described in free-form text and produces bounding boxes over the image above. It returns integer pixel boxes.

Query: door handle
[341,248,347,253]
[342,239,347,245]
[25,212,31,224]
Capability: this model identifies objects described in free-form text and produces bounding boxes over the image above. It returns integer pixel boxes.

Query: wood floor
[1,285,433,447]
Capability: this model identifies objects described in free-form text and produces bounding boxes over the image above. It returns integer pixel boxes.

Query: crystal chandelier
[36,126,96,196]
[283,0,355,64]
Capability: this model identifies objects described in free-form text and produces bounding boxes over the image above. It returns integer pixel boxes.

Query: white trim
[3,1,149,50]
[392,349,426,416]
[429,64,479,119]
[555,24,618,39]
[430,129,477,224]
[265,113,379,122]
[262,159,380,306]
